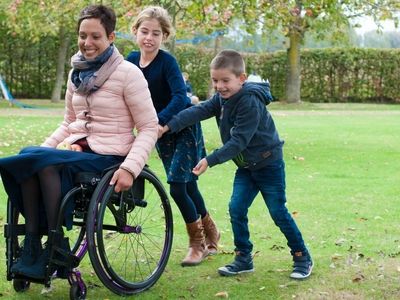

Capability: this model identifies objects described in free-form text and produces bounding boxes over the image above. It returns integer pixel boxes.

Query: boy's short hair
[77,5,116,36]
[210,49,245,76]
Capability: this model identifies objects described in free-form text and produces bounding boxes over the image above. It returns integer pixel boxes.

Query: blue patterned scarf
[70,45,122,95]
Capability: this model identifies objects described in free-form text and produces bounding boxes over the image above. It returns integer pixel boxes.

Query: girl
[126,6,220,266]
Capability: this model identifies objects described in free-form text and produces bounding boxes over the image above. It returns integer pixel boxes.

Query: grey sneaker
[218,253,254,276]
[290,252,313,279]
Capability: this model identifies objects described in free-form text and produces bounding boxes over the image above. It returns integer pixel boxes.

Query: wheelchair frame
[4,165,173,299]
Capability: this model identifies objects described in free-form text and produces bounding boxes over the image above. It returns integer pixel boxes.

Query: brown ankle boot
[202,213,221,255]
[181,217,209,266]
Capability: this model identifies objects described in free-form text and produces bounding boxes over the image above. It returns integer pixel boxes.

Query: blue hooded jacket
[167,82,284,170]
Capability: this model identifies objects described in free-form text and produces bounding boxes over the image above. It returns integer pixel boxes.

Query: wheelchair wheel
[13,279,30,292]
[5,200,26,280]
[61,186,88,258]
[65,226,86,257]
[86,166,173,296]
[69,281,87,300]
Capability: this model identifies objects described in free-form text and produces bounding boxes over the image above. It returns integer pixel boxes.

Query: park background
[0,1,400,299]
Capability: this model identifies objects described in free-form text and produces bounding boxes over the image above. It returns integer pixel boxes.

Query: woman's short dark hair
[77,5,116,36]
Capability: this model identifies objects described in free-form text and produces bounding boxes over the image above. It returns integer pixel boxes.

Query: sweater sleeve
[167,96,220,133]
[206,95,261,168]
[157,56,190,125]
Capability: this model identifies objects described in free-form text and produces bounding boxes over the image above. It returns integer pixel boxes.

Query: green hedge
[1,31,399,103]
[176,46,400,103]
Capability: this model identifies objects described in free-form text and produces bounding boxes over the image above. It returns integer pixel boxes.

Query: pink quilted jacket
[42,61,158,178]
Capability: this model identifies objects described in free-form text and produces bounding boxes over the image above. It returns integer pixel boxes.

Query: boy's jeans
[229,159,307,256]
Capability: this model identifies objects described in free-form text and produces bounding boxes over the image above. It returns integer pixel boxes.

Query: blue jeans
[229,159,307,255]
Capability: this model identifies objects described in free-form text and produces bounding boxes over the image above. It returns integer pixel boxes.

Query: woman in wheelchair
[0,4,158,281]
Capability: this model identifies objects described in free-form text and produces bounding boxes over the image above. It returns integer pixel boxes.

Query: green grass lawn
[0,101,399,299]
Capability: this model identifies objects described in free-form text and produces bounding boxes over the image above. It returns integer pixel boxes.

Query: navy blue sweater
[167,82,284,170]
[126,49,190,125]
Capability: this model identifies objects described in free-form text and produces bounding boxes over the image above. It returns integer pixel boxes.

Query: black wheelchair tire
[13,279,30,293]
[86,166,173,296]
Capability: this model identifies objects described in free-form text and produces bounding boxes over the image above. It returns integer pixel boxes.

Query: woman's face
[78,18,115,60]
[134,18,165,55]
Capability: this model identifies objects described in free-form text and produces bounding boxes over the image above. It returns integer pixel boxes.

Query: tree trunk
[51,26,70,103]
[169,2,176,55]
[286,0,304,104]
[285,30,302,103]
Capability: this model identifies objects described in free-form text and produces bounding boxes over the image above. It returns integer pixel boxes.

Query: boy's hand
[158,125,170,138]
[192,158,208,176]
[110,168,134,193]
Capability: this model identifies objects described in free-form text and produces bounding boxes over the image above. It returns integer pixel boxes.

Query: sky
[354,16,399,34]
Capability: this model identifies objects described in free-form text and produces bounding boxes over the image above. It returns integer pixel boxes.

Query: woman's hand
[109,168,134,193]
[192,158,208,176]
[56,141,71,150]
[70,144,83,152]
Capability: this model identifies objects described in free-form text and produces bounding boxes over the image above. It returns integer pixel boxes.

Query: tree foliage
[2,0,399,103]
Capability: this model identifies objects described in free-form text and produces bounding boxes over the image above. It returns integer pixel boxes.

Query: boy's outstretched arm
[192,158,208,176]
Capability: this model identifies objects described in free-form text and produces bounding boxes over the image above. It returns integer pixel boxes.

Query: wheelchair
[4,164,173,299]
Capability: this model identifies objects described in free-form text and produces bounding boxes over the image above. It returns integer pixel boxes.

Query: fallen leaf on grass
[331,253,343,261]
[356,253,364,260]
[87,281,102,289]
[41,285,54,294]
[215,291,229,298]
[292,211,299,217]
[352,273,365,283]
[220,250,235,255]
[388,251,400,258]
[335,238,346,246]
[292,156,305,161]
[270,244,285,251]
[276,268,290,272]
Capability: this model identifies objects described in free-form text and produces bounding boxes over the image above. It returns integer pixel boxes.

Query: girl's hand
[110,168,134,193]
[192,158,208,176]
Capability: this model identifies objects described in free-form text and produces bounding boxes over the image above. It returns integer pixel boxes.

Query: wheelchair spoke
[86,167,173,294]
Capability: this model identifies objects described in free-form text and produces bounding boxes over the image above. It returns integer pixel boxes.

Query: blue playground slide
[0,75,37,108]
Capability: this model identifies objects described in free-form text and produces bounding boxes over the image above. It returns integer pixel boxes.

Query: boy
[161,49,313,279]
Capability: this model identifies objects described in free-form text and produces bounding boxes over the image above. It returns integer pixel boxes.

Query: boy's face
[210,68,246,99]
